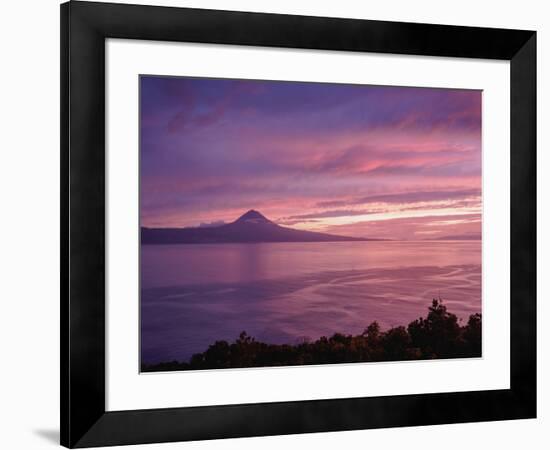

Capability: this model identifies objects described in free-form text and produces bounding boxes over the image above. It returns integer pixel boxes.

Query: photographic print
[140,76,482,372]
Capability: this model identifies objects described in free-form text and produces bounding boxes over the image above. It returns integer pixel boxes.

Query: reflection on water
[141,241,481,364]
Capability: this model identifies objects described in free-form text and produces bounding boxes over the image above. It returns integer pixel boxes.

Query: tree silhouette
[408,298,461,358]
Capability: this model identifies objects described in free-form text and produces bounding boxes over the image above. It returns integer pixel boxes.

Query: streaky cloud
[317,188,481,208]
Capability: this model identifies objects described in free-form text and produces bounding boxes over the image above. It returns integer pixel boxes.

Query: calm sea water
[141,241,481,364]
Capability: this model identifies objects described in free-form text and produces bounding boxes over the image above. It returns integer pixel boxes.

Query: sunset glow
[140,77,481,240]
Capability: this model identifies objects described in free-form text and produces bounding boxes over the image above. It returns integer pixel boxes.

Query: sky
[140,76,481,240]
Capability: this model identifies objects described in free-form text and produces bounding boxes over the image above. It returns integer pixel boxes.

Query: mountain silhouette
[142,210,378,245]
[430,233,481,241]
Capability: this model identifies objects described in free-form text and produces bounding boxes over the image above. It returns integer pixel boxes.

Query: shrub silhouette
[462,313,482,356]
[408,298,462,358]
[142,299,481,372]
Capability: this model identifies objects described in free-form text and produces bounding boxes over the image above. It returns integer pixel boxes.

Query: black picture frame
[61,1,536,447]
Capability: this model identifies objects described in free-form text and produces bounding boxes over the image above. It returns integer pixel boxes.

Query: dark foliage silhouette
[142,299,481,372]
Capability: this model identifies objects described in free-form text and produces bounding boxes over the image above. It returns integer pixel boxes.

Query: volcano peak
[236,209,271,223]
[142,209,373,244]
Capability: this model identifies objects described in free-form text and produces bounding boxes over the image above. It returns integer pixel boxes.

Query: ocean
[140,240,481,364]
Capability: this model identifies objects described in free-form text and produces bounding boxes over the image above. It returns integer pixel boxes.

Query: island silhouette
[142,209,383,245]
